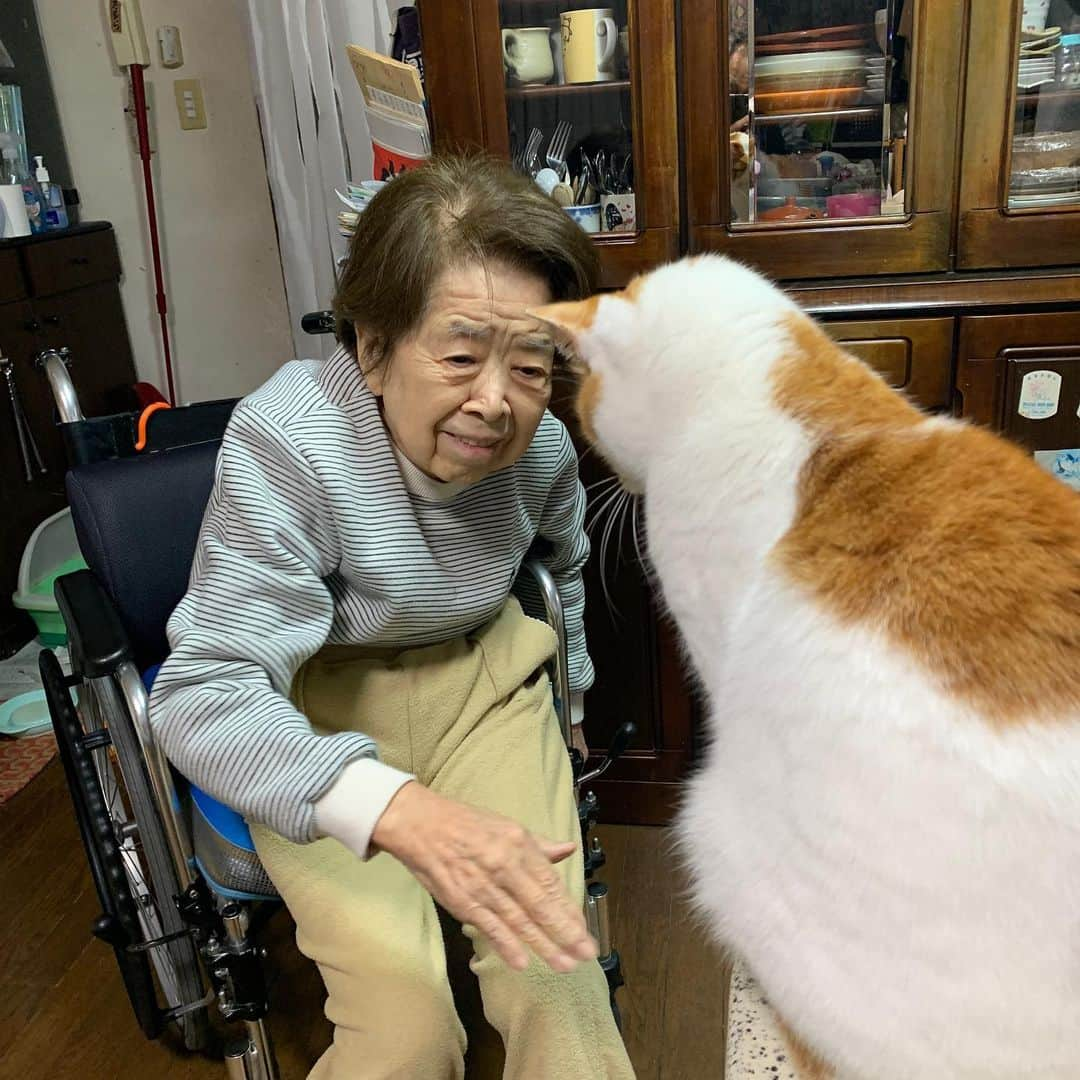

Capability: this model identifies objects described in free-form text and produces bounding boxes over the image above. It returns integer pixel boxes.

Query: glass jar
[1060,34,1080,88]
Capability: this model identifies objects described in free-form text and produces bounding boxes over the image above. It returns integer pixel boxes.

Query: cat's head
[531,255,796,493]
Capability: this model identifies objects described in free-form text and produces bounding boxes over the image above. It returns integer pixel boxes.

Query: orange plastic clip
[135,401,172,451]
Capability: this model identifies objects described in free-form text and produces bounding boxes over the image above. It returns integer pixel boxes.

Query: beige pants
[251,598,634,1080]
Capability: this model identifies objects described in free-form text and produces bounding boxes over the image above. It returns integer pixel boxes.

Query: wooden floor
[0,762,730,1079]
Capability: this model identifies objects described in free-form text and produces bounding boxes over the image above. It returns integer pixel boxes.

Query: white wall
[34,0,294,404]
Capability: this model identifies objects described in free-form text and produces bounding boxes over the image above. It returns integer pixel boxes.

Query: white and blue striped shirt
[149,348,591,845]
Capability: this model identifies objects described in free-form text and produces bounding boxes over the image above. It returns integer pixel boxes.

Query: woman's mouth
[440,431,502,459]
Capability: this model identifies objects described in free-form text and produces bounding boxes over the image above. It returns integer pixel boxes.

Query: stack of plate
[1018,56,1057,89]
[754,48,869,114]
[1017,29,1060,90]
[864,54,887,102]
[1020,25,1062,55]
[1009,164,1080,207]
[756,22,874,55]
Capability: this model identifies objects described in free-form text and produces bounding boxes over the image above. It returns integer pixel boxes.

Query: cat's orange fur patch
[772,312,1080,725]
[576,371,603,445]
[531,294,601,337]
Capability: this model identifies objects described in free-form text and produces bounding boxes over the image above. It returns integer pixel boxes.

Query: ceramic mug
[561,8,618,84]
[600,192,636,233]
[502,26,555,85]
[547,22,567,84]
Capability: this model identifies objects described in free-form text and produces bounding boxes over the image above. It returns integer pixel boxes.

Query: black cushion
[65,440,221,669]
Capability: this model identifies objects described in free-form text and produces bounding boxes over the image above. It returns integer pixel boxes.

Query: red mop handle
[129,63,176,405]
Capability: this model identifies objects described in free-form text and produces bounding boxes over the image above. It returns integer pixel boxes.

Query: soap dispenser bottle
[34,155,68,230]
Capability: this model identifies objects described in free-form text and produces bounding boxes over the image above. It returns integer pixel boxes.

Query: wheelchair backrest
[65,439,222,670]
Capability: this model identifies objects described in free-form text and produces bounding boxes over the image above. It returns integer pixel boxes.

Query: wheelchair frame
[35,332,633,1078]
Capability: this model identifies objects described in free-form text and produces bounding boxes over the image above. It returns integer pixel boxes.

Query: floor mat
[0,732,57,804]
[0,641,62,804]
[726,958,813,1079]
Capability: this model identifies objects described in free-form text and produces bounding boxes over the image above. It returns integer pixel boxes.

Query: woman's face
[364,261,555,484]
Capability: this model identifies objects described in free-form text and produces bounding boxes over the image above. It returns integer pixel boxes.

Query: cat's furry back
[534,256,1080,1079]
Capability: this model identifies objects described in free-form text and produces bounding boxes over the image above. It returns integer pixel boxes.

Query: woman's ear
[358,336,386,396]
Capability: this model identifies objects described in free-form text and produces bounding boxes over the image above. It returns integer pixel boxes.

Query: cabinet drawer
[0,248,25,303]
[824,317,955,412]
[22,229,121,298]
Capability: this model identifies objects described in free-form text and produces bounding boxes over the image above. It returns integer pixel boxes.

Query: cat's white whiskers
[598,490,626,618]
[616,486,634,568]
[631,497,647,569]
[585,475,620,496]
[586,484,625,535]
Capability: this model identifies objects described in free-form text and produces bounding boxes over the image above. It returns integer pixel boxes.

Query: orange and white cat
[534,256,1080,1079]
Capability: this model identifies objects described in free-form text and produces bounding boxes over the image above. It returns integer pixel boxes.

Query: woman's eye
[446,355,475,368]
[516,366,548,381]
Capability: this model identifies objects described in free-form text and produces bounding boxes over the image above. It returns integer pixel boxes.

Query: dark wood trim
[597,228,679,288]
[418,2,485,147]
[955,310,1080,426]
[787,268,1080,316]
[683,0,965,277]
[591,778,683,826]
[825,316,956,411]
[682,0,725,227]
[693,211,951,280]
[959,309,1080,357]
[958,209,1080,271]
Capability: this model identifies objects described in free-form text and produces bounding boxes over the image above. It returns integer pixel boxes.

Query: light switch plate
[174,78,206,130]
[158,25,183,68]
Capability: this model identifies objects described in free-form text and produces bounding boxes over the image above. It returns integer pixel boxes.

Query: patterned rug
[0,640,61,804]
[727,958,827,1079]
[0,732,57,804]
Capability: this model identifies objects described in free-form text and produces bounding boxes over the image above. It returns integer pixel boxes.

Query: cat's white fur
[570,256,1080,1078]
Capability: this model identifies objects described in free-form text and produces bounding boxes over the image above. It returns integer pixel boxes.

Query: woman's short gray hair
[332,152,601,371]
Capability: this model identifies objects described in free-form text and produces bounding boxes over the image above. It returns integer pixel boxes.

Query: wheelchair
[34,334,633,1079]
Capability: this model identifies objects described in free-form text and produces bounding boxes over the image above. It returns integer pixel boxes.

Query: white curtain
[242,1,396,358]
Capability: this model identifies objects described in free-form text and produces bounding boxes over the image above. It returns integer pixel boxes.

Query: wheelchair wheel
[40,649,210,1051]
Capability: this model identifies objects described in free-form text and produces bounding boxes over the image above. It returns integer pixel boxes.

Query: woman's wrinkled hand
[371,782,596,973]
[571,723,589,762]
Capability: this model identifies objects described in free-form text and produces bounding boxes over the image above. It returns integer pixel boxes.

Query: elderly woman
[150,155,633,1078]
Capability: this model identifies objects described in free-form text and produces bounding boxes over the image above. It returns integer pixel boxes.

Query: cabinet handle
[23,318,41,332]
[42,314,61,326]
[70,255,90,265]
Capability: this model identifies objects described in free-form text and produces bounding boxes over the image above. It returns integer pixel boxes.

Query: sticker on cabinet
[1017,370,1062,419]
[1034,449,1080,493]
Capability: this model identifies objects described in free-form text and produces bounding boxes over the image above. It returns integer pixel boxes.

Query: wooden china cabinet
[417,0,1080,824]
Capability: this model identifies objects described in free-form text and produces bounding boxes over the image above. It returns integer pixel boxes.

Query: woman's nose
[464,368,511,424]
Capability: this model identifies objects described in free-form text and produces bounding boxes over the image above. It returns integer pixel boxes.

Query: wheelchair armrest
[55,569,134,678]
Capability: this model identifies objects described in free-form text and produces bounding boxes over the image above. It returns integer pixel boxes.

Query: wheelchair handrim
[80,676,210,1051]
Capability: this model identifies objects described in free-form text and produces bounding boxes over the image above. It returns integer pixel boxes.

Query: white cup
[502,26,555,85]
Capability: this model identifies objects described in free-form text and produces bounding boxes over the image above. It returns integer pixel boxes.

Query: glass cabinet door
[730,0,909,226]
[1007,2,1080,211]
[958,0,1080,269]
[683,0,962,277]
[498,1,638,237]
[420,0,680,284]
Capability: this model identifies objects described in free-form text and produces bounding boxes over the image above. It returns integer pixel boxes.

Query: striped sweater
[149,348,592,846]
